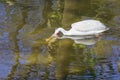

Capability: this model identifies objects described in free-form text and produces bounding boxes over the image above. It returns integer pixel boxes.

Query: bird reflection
[46,34,101,46]
[59,35,100,45]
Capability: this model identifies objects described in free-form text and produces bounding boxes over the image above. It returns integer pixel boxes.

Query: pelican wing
[71,20,107,32]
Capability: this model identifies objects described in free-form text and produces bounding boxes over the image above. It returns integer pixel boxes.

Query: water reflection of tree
[93,40,120,79]
[1,0,120,80]
[4,3,25,80]
[7,52,20,80]
[62,0,92,28]
[6,0,65,79]
[53,39,96,80]
[55,39,74,80]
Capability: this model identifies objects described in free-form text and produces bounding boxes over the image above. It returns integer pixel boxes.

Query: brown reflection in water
[4,4,26,80]
[93,39,120,79]
[94,40,117,58]
[7,51,20,80]
[54,38,96,80]
[55,39,74,80]
[62,0,91,28]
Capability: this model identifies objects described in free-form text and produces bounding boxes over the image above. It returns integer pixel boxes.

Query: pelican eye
[56,31,63,37]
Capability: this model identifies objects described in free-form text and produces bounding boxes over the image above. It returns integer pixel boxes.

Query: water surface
[0,0,120,80]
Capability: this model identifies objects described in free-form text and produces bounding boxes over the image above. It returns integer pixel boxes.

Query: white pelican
[53,20,109,37]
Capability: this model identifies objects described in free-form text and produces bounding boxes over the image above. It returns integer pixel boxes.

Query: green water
[0,0,120,80]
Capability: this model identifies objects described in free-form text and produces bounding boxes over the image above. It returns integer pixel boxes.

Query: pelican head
[52,28,67,37]
[46,28,65,43]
